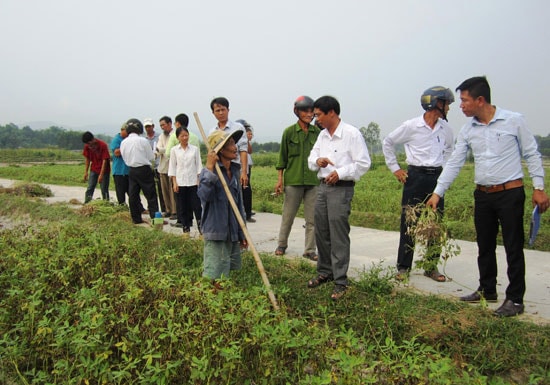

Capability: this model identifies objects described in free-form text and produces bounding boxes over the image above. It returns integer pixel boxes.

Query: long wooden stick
[193,112,280,311]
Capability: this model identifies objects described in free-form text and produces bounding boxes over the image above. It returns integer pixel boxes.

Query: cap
[207,129,244,154]
[143,118,154,126]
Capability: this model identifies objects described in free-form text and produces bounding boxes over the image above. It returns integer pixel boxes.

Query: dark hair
[314,95,340,115]
[175,126,189,138]
[82,131,94,143]
[175,113,189,128]
[456,76,491,104]
[210,97,230,111]
[159,116,172,124]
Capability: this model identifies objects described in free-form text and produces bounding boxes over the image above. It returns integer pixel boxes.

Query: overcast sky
[1,0,549,142]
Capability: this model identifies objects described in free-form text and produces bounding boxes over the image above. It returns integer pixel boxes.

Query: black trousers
[175,185,202,228]
[128,166,159,224]
[474,187,526,303]
[113,174,129,205]
[242,168,252,217]
[397,167,444,270]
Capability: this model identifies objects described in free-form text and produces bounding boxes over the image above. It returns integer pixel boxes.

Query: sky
[1,0,549,142]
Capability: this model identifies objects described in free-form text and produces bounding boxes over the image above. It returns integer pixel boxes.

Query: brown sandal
[307,274,333,288]
[303,252,318,261]
[331,284,348,300]
[274,246,286,256]
[424,269,446,282]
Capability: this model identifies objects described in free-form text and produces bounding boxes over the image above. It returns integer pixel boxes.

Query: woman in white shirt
[168,127,203,234]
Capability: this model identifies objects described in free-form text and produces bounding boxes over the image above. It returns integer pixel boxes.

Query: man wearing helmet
[382,86,455,282]
[274,96,321,261]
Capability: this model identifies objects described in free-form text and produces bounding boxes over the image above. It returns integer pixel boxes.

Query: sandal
[274,246,286,256]
[395,268,409,281]
[303,252,318,261]
[424,269,446,282]
[307,274,333,288]
[331,284,348,300]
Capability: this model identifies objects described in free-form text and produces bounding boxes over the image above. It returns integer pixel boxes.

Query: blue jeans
[85,171,110,203]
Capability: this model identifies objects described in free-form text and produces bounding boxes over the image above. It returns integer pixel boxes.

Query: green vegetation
[0,192,549,384]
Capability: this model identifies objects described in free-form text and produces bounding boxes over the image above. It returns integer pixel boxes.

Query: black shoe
[182,226,190,233]
[460,291,498,303]
[250,211,256,216]
[246,216,256,223]
[494,299,524,317]
[171,222,183,228]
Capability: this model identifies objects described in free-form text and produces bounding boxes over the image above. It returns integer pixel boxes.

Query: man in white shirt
[306,96,371,300]
[208,97,248,187]
[120,118,159,224]
[383,86,455,282]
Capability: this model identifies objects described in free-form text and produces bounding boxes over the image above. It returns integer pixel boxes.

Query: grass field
[0,191,549,384]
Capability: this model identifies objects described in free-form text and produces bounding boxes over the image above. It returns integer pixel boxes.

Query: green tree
[360,121,381,154]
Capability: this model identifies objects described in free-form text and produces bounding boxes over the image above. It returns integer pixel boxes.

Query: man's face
[212,103,229,123]
[297,108,314,124]
[87,138,98,148]
[121,129,128,139]
[313,108,331,129]
[219,138,238,160]
[459,90,481,118]
[159,120,172,134]
[145,124,154,134]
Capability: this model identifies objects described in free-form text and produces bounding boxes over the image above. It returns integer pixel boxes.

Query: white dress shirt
[383,115,454,173]
[435,107,545,196]
[120,133,154,167]
[307,120,371,181]
[168,144,202,186]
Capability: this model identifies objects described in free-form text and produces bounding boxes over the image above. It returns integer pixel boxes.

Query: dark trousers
[128,166,159,224]
[242,169,252,217]
[176,185,202,228]
[397,167,444,270]
[154,169,165,213]
[113,174,129,205]
[474,187,526,303]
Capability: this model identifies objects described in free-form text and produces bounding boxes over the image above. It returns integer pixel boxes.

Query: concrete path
[2,178,549,324]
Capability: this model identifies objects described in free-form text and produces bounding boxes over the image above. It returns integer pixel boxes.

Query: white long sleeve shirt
[382,115,454,173]
[307,120,371,181]
[168,144,202,186]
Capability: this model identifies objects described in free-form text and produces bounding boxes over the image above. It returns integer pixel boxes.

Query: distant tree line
[1,123,550,157]
[0,124,112,150]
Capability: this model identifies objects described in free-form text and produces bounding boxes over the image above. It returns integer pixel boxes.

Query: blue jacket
[110,133,129,176]
[198,162,245,242]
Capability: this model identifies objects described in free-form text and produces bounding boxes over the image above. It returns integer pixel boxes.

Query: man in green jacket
[274,96,321,261]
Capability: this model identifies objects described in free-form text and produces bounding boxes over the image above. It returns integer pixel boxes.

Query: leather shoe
[460,291,498,303]
[494,299,524,317]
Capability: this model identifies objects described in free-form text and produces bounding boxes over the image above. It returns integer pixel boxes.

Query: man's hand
[274,180,283,196]
[323,171,340,185]
[98,174,104,183]
[83,172,88,182]
[426,193,441,210]
[533,189,550,213]
[205,150,218,172]
[393,169,408,184]
[316,157,334,168]
[241,173,249,188]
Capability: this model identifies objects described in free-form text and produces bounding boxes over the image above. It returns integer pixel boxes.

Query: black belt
[408,165,442,175]
[320,178,355,187]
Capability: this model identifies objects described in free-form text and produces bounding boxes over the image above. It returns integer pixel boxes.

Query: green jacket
[276,123,320,186]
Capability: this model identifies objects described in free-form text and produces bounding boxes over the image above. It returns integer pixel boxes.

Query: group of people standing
[81,76,548,315]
